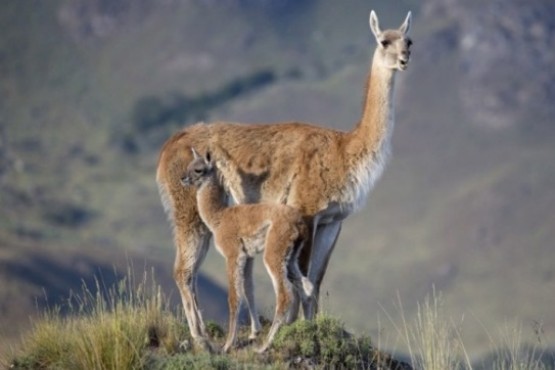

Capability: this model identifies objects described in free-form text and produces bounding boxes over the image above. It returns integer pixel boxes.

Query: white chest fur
[341,118,393,215]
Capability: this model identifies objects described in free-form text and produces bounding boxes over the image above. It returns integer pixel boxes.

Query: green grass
[272,315,374,368]
[6,268,555,370]
[4,267,403,370]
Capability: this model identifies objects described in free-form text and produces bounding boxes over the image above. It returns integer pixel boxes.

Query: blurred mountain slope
[421,0,555,129]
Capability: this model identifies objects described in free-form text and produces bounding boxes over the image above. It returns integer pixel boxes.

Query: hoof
[222,343,233,354]
[193,338,215,353]
[179,339,192,352]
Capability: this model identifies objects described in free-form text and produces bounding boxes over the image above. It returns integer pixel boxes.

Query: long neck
[348,50,396,154]
[196,174,227,230]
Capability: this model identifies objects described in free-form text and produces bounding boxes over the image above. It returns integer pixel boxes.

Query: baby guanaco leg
[241,256,261,340]
[222,249,246,353]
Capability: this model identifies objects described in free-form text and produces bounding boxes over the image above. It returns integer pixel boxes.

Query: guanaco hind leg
[173,223,211,345]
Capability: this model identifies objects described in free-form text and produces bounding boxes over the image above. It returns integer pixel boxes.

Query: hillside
[1,0,555,360]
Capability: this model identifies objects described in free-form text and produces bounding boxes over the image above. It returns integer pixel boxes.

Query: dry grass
[406,289,470,369]
[6,268,187,370]
[484,320,550,370]
[6,270,554,370]
[380,288,553,370]
[5,267,400,369]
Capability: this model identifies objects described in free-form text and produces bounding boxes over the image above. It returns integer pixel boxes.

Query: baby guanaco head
[181,148,214,188]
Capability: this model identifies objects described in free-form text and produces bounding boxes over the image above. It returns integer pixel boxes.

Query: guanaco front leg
[302,221,342,319]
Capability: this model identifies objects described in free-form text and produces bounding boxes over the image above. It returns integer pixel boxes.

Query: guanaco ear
[191,147,200,159]
[369,10,381,42]
[399,11,412,35]
[204,150,212,165]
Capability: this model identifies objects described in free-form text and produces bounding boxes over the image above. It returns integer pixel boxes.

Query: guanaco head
[369,10,412,71]
[181,148,214,187]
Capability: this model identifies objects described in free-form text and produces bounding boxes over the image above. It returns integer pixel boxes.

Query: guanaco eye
[380,40,390,47]
[407,39,413,47]
[194,169,203,174]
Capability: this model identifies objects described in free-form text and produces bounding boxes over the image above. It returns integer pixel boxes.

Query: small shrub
[148,352,234,370]
[272,315,373,368]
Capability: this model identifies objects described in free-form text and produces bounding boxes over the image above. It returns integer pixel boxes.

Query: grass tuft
[383,288,555,370]
[8,268,188,370]
[483,320,551,370]
[408,289,469,370]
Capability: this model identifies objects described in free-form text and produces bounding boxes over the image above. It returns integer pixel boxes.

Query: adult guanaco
[156,10,412,346]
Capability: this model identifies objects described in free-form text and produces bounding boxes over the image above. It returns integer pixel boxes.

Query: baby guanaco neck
[196,171,227,230]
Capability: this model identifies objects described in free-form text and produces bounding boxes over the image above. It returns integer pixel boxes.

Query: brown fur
[182,151,313,353]
[156,10,413,346]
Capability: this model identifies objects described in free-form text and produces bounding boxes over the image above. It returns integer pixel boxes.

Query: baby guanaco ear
[191,147,200,159]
